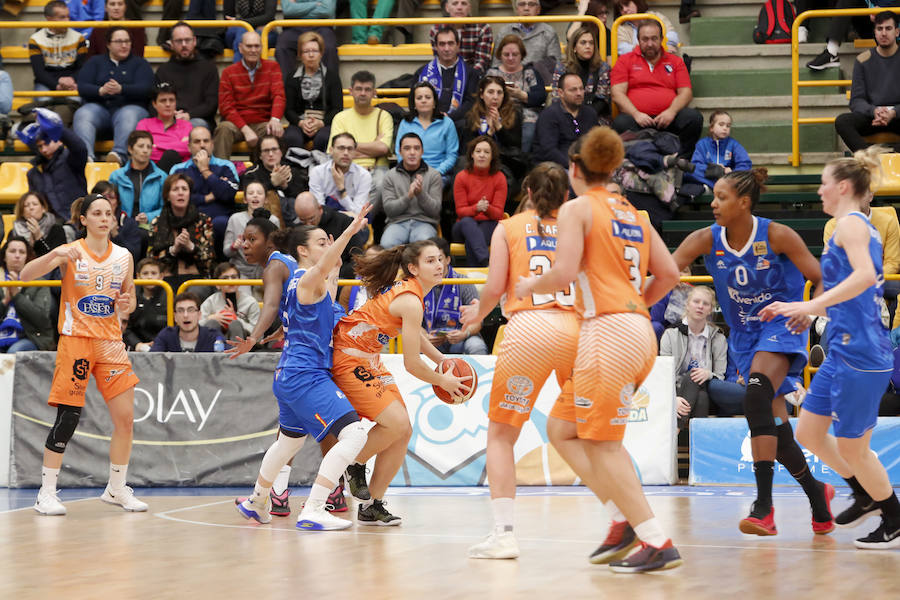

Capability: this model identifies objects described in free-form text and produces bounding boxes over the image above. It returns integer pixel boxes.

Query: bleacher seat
[0,162,30,203]
[2,214,16,245]
[491,324,505,355]
[85,162,120,190]
[875,153,900,196]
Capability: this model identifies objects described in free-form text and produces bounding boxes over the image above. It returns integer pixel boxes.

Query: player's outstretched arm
[297,204,371,304]
[20,244,79,282]
[226,259,290,358]
[460,223,508,328]
[644,227,680,307]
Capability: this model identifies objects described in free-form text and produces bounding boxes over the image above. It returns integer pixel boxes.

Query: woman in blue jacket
[395,82,459,183]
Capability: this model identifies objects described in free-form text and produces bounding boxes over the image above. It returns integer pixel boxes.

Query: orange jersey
[58,239,131,340]
[575,186,651,320]
[501,209,576,317]
[333,278,424,354]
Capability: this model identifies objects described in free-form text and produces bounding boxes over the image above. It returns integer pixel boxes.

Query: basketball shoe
[468,528,520,559]
[739,503,777,536]
[853,518,900,549]
[269,488,291,516]
[296,499,352,531]
[326,484,348,513]
[811,483,836,534]
[34,489,66,516]
[590,521,638,564]
[100,486,149,512]
[357,499,401,526]
[235,496,272,524]
[345,463,371,502]
[836,493,881,528]
[608,540,683,573]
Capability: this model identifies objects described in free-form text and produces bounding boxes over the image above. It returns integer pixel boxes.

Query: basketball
[433,358,478,405]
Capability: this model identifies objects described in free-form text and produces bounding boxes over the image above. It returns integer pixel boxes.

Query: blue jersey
[267,251,297,328]
[821,212,892,369]
[704,216,805,335]
[277,268,335,371]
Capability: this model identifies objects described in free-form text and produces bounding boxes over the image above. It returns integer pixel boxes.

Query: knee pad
[743,372,777,438]
[45,405,82,454]
[260,431,306,482]
[335,419,368,459]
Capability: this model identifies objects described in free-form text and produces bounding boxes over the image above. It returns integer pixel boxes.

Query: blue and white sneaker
[235,496,272,524]
[296,499,352,531]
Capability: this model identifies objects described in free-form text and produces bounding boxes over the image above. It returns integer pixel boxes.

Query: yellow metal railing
[791,8,898,166]
[610,13,667,66]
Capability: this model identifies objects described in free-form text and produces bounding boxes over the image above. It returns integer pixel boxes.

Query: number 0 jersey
[501,209,575,317]
[575,187,650,319]
[59,239,131,340]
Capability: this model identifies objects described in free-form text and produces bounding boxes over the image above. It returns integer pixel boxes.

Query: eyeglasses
[109,39,132,45]
[333,145,355,152]
[174,306,198,314]
[260,147,280,154]
[171,37,194,45]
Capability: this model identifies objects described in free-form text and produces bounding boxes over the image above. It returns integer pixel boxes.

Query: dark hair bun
[251,207,271,220]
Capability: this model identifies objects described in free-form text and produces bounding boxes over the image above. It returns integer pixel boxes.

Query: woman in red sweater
[453,136,508,267]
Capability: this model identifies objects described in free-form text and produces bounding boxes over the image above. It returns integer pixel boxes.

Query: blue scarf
[423,265,462,332]
[0,274,24,348]
[421,58,466,114]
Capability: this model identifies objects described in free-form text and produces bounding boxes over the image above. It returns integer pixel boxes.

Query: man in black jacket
[241,135,308,224]
[293,192,368,282]
[154,22,219,130]
[25,125,88,221]
[151,292,225,352]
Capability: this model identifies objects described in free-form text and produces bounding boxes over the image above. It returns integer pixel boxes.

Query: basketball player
[334,241,472,525]
[671,169,836,536]
[22,194,145,516]
[459,163,581,559]
[236,207,373,530]
[761,148,900,549]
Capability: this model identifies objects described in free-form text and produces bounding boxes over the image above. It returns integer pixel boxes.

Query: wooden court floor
[1,486,898,600]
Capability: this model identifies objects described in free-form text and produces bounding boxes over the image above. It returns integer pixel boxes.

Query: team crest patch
[377,333,390,345]
[664,64,673,73]
[756,257,770,270]
[507,375,534,397]
[753,241,768,256]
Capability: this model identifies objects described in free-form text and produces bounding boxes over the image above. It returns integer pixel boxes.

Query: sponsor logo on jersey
[574,395,593,408]
[664,64,673,73]
[756,257,770,270]
[377,332,390,345]
[76,294,115,317]
[74,272,90,283]
[716,260,726,269]
[753,241,768,256]
[526,235,557,252]
[507,375,534,397]
[112,263,123,276]
[110,279,122,290]
[613,208,636,223]
[611,220,644,243]
[767,334,778,342]
[75,259,89,272]
[727,286,772,306]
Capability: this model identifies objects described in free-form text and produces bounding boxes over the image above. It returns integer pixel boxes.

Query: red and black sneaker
[269,488,291,517]
[326,484,348,513]
[589,521,638,564]
[739,503,777,536]
[812,483,836,535]
[608,540,683,573]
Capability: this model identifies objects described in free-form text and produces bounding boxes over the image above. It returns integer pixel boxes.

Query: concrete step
[732,121,838,153]
[689,16,759,46]
[691,67,843,97]
[692,95,848,124]
[684,43,858,72]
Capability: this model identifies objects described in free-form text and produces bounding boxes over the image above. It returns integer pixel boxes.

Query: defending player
[761,148,900,549]
[671,168,836,536]
[22,193,145,516]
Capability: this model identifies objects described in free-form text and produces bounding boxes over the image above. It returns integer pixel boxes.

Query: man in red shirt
[610,20,702,158]
[213,31,286,160]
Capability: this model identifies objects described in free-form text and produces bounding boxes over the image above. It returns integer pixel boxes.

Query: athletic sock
[272,465,291,495]
[307,483,330,505]
[633,517,668,547]
[108,463,127,490]
[753,461,775,515]
[491,497,514,532]
[844,476,870,500]
[603,499,626,524]
[876,494,900,528]
[796,468,831,522]
[826,40,839,56]
[250,481,268,504]
[41,466,60,492]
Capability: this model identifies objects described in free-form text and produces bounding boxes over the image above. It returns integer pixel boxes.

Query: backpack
[753,0,796,44]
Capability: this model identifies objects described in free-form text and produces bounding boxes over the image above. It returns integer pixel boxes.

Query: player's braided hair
[353,240,438,297]
[721,168,768,209]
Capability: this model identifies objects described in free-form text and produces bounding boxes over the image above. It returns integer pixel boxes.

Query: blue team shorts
[729,318,808,397]
[272,367,358,441]
[803,353,891,438]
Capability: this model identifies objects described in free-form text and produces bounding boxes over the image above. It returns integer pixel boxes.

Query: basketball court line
[0,496,96,513]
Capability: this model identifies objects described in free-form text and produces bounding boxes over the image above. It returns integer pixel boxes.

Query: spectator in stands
[224,185,281,279]
[149,172,216,276]
[415,27,479,125]
[611,20,702,159]
[24,126,88,222]
[0,235,56,353]
[276,0,340,80]
[461,76,529,183]
[806,1,897,70]
[151,291,225,352]
[427,0,494,75]
[0,67,11,119]
[309,132,372,214]
[834,12,900,152]
[28,1,87,96]
[350,0,394,44]
[124,0,183,49]
[87,0,146,58]
[649,266,692,339]
[200,261,260,342]
[214,31,286,160]
[241,135,308,224]
[494,0,562,83]
[487,35,547,154]
[222,0,278,64]
[154,21,220,130]
[293,192,368,281]
[380,133,442,248]
[396,82,459,181]
[109,130,166,227]
[453,136,507,267]
[283,31,342,153]
[124,257,168,352]
[685,110,752,193]
[534,72,599,168]
[74,27,154,164]
[424,237,488,355]
[614,0,679,56]
[567,0,612,58]
[66,0,104,40]
[553,26,611,125]
[12,191,67,257]
[135,82,193,172]
[90,180,147,260]
[171,126,240,242]
[328,71,393,212]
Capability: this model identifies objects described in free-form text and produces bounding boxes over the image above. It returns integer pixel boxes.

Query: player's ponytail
[568,126,624,184]
[523,162,569,227]
[721,168,768,209]
[353,240,438,297]
[827,145,885,199]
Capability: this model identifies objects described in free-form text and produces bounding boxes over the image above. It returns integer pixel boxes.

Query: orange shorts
[332,348,404,421]
[573,313,656,441]
[49,335,139,407]
[490,309,579,428]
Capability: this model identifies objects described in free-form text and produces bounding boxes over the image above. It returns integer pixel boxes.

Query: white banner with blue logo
[689,417,900,485]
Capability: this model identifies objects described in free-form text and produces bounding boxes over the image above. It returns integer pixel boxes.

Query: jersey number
[735,265,749,287]
[624,246,641,293]
[529,255,574,306]
[95,275,103,290]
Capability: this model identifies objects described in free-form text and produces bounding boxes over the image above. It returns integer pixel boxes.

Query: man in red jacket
[213,31,286,160]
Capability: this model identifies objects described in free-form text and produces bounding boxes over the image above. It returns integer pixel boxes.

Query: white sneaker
[297,499,352,531]
[468,528,520,559]
[34,489,66,516]
[798,26,809,43]
[235,496,272,524]
[100,486,148,512]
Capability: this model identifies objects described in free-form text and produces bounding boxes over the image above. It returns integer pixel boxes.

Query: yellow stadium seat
[875,153,900,196]
[85,162,120,190]
[0,46,29,61]
[450,243,466,256]
[0,162,30,204]
[2,214,16,245]
[337,43,432,57]
[491,324,505,355]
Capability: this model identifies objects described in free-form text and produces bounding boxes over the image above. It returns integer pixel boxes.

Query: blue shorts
[729,319,808,397]
[803,353,891,439]
[272,367,358,442]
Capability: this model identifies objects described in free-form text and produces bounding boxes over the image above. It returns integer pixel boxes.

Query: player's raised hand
[225,335,257,359]
[459,299,480,328]
[760,300,815,334]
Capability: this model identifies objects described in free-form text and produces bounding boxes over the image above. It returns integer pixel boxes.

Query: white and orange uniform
[572,187,655,441]
[491,209,580,428]
[49,240,139,407]
[332,278,424,420]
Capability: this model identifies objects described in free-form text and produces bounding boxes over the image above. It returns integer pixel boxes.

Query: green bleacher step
[688,17,762,46]
[730,122,837,153]
[691,68,843,98]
